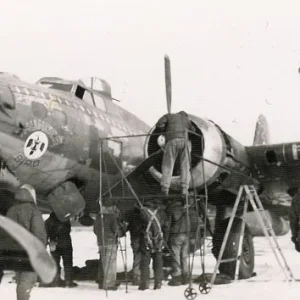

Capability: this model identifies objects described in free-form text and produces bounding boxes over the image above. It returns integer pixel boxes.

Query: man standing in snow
[93,204,127,290]
[6,184,47,300]
[45,212,77,288]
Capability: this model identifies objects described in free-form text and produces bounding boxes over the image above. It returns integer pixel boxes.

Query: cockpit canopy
[36,77,112,111]
[36,77,112,99]
[37,77,74,93]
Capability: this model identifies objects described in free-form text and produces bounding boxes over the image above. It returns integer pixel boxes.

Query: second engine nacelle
[144,114,253,193]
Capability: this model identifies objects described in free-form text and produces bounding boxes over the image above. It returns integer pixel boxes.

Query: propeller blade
[164,55,172,114]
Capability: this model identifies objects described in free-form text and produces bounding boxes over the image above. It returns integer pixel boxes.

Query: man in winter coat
[289,189,300,252]
[138,200,169,291]
[6,184,47,300]
[127,206,143,285]
[93,204,127,291]
[156,111,195,196]
[45,212,77,288]
[166,200,190,286]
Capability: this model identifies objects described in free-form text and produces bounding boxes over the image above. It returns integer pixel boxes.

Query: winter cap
[20,184,36,204]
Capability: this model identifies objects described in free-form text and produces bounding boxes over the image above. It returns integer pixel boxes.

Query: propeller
[164,55,172,114]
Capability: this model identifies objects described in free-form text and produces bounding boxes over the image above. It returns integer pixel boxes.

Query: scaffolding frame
[97,129,211,298]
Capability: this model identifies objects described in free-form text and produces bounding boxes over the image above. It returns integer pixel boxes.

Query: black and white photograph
[1,1,300,299]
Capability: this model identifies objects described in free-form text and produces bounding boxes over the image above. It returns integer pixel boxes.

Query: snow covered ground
[1,227,300,300]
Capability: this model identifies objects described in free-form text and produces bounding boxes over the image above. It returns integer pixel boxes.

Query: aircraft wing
[245,141,300,209]
[0,215,57,283]
[102,149,164,212]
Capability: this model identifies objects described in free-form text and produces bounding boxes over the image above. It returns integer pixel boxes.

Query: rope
[143,208,163,252]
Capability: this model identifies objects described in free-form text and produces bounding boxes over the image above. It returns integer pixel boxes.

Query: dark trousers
[131,237,141,279]
[169,233,189,277]
[51,246,73,282]
[15,271,37,300]
[140,240,163,284]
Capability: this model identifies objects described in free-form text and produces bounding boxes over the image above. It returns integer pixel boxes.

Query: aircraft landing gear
[212,216,255,279]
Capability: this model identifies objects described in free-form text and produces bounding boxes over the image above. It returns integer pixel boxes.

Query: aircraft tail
[253,114,270,145]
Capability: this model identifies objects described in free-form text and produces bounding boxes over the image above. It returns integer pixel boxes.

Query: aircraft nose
[0,85,15,123]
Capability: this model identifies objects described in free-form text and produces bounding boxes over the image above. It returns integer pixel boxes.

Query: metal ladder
[210,184,295,288]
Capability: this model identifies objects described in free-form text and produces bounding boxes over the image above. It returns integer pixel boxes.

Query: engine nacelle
[144,115,253,193]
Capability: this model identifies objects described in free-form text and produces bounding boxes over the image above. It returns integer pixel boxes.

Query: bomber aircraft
[0,56,297,281]
[0,72,150,280]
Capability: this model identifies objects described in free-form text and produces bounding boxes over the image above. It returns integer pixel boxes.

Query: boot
[138,281,149,290]
[181,274,189,285]
[65,281,78,288]
[132,274,140,286]
[154,281,162,290]
[104,282,120,291]
[168,276,182,286]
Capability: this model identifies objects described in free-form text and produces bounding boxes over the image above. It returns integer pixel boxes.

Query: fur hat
[20,184,36,204]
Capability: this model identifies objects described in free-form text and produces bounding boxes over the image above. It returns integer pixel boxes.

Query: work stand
[97,133,211,299]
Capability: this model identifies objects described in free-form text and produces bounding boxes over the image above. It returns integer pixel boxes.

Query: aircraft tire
[212,217,255,279]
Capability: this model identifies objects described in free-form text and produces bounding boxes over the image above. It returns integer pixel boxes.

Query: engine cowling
[144,114,252,193]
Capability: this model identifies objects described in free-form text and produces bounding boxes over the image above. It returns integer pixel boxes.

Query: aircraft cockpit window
[75,85,85,99]
[39,81,73,92]
[265,150,277,164]
[93,93,106,112]
[74,86,95,107]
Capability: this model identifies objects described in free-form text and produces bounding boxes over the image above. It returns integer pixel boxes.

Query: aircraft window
[39,81,73,92]
[75,85,85,99]
[93,93,106,112]
[82,90,94,107]
[265,150,277,164]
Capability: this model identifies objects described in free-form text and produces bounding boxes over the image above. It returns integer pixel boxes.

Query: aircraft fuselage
[0,75,150,214]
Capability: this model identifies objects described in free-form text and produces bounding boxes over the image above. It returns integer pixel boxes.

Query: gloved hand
[49,240,57,252]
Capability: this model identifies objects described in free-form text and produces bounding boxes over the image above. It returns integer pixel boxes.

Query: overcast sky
[1,0,300,145]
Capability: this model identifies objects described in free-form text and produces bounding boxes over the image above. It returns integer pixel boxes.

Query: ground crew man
[166,200,190,286]
[156,111,195,196]
[138,200,169,290]
[93,204,127,291]
[127,206,143,285]
[289,189,300,252]
[6,184,47,300]
[44,212,77,288]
